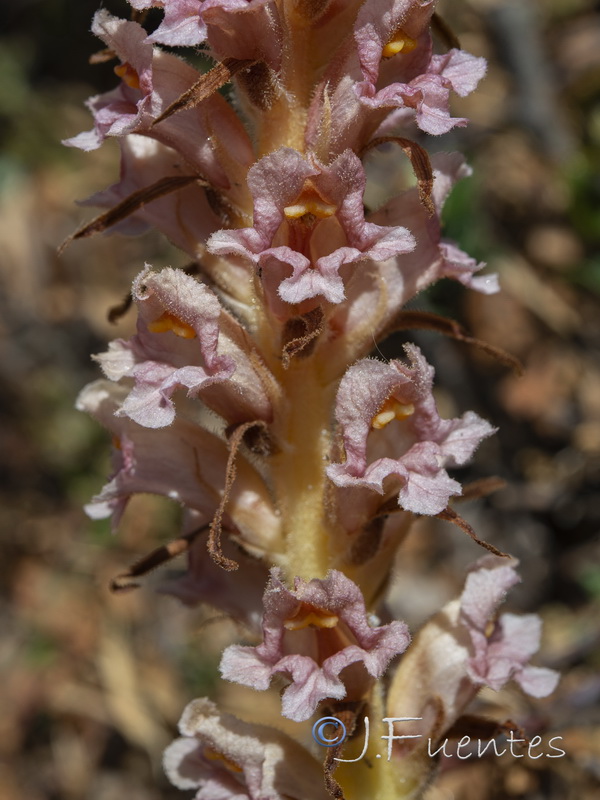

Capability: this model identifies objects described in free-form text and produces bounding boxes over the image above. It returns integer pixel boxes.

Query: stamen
[148,311,197,339]
[371,397,415,430]
[284,602,339,631]
[114,62,141,89]
[382,30,418,59]
[203,747,243,774]
[284,183,336,221]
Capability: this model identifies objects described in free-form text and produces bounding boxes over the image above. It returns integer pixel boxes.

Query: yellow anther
[284,603,339,631]
[382,30,418,59]
[114,62,141,90]
[284,182,337,222]
[204,747,243,774]
[111,435,122,450]
[371,398,415,430]
[284,199,336,220]
[148,312,197,339]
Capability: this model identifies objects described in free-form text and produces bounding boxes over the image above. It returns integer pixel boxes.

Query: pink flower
[96,266,274,428]
[220,569,410,721]
[64,10,253,188]
[76,381,281,557]
[387,558,559,752]
[460,559,560,697]
[129,1,282,66]
[326,345,495,516]
[354,0,486,135]
[164,698,330,800]
[208,147,415,306]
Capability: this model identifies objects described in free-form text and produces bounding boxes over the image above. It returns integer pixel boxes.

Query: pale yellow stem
[270,359,335,580]
[335,684,429,800]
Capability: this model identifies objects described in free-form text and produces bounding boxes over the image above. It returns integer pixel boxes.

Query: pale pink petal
[82,136,221,254]
[209,148,414,306]
[460,560,560,698]
[220,569,410,721]
[460,558,521,632]
[77,381,280,550]
[327,346,494,514]
[164,698,330,800]
[130,1,208,46]
[203,0,282,68]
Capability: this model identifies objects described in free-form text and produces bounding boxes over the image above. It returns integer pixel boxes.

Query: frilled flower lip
[63,10,154,151]
[96,266,236,428]
[356,49,487,136]
[353,0,486,135]
[220,568,410,721]
[326,344,496,515]
[128,0,208,47]
[165,697,331,800]
[460,557,560,697]
[386,557,559,756]
[129,0,280,65]
[208,147,415,305]
[95,265,274,429]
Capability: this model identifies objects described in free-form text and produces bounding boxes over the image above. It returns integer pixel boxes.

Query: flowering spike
[66,3,560,798]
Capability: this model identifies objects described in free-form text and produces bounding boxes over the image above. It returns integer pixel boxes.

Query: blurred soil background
[1,0,599,798]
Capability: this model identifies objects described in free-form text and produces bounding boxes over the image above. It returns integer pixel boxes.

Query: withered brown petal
[388,310,523,375]
[431,12,462,51]
[152,58,257,125]
[437,507,510,558]
[59,175,205,254]
[281,307,324,369]
[361,136,434,216]
[110,527,206,593]
[455,476,507,503]
[208,420,269,572]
